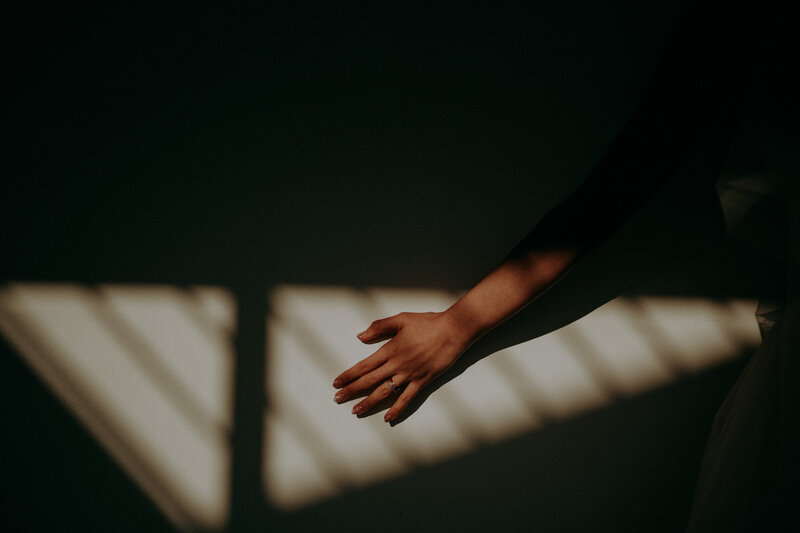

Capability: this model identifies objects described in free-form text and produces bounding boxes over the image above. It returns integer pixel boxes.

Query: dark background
[1,1,779,531]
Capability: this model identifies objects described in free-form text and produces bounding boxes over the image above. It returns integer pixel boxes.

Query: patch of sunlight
[502,334,611,421]
[265,286,762,510]
[263,286,473,511]
[634,297,747,372]
[0,283,764,522]
[0,284,234,531]
[567,298,676,396]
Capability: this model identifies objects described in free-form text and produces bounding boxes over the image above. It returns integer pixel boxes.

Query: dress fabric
[688,79,800,531]
[538,1,798,527]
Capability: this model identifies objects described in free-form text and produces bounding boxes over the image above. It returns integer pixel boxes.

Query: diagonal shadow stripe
[0,305,200,531]
[84,287,225,438]
[619,297,695,374]
[266,401,361,489]
[486,352,559,423]
[555,321,641,399]
[268,310,422,465]
[180,285,237,341]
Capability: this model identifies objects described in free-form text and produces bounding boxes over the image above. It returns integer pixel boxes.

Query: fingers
[332,345,390,390]
[350,375,407,416]
[345,375,423,425]
[332,315,405,392]
[357,315,403,345]
[333,358,394,404]
[383,381,421,423]
[334,312,430,423]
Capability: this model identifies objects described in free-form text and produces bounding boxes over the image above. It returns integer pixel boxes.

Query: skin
[333,0,747,423]
[333,246,582,423]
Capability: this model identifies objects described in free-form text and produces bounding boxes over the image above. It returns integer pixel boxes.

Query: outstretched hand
[333,311,471,423]
[332,247,582,423]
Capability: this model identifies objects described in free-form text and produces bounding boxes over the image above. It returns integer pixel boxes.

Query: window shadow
[0,2,786,532]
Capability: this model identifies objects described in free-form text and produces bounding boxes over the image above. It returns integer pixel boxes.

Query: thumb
[357,315,403,344]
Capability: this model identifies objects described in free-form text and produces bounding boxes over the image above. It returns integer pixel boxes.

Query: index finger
[333,346,389,389]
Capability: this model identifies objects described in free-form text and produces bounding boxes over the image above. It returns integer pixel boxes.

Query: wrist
[441,301,488,350]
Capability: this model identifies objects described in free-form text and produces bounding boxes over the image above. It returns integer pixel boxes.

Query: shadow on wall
[0,283,763,531]
[0,104,784,532]
[0,1,786,531]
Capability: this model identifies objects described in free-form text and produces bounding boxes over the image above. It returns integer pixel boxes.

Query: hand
[333,311,471,423]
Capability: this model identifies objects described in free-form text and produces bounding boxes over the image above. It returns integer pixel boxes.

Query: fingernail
[333,379,342,388]
[352,405,363,415]
[334,393,343,403]
[384,412,393,423]
[357,331,366,339]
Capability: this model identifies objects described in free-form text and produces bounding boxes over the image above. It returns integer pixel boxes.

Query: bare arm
[332,205,594,423]
[333,0,749,423]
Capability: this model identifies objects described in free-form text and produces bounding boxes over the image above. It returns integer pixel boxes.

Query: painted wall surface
[1,2,782,531]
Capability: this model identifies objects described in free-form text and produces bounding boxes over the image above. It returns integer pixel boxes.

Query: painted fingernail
[352,404,363,415]
[333,379,342,388]
[334,393,343,403]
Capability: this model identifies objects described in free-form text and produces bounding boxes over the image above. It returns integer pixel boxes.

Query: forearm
[443,244,583,347]
[335,1,753,424]
[442,183,610,349]
[440,1,750,350]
